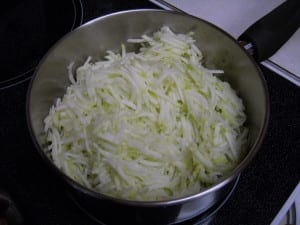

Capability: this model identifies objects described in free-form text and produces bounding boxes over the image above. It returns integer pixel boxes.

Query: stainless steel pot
[27,9,270,225]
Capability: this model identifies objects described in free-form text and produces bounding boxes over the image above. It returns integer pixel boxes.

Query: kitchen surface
[0,0,299,225]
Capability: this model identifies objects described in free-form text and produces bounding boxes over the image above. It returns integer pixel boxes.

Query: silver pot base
[67,175,240,225]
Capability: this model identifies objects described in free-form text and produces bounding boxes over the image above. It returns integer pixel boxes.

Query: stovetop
[0,1,299,225]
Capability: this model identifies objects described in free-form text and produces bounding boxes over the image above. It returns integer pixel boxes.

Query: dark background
[0,0,299,225]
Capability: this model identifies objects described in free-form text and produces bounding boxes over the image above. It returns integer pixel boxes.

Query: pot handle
[238,0,300,62]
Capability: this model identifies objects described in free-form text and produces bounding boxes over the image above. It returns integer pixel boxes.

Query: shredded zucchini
[44,26,248,201]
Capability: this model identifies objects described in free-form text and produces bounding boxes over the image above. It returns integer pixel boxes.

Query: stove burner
[0,0,83,89]
[0,190,23,225]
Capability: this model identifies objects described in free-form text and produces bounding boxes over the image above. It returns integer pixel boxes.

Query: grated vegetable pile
[44,26,248,201]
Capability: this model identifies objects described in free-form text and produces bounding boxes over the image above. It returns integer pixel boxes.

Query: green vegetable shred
[44,26,248,201]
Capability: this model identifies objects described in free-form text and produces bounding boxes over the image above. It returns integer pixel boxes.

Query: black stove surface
[0,1,299,225]
[0,0,83,89]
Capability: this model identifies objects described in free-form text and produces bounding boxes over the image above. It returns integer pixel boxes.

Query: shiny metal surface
[27,9,269,224]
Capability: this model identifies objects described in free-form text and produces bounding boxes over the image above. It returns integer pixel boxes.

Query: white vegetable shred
[44,26,248,201]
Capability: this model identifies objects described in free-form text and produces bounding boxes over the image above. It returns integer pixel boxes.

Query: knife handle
[238,0,300,61]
